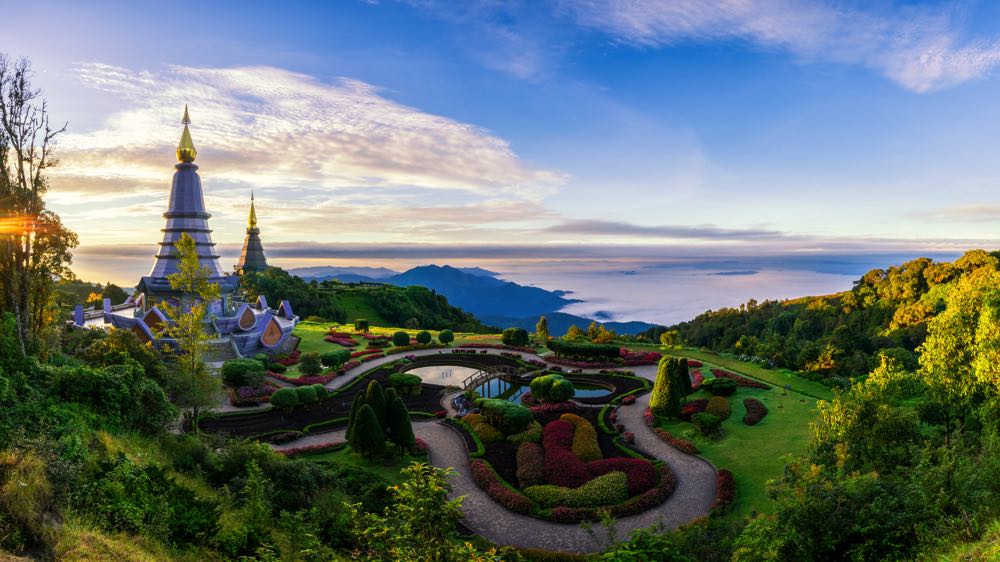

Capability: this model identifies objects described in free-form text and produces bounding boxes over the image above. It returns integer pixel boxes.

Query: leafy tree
[354,318,369,332]
[392,331,410,347]
[365,380,388,429]
[157,233,221,431]
[351,404,386,459]
[565,324,584,339]
[299,352,323,376]
[270,387,299,409]
[587,321,600,341]
[415,330,431,344]
[404,317,420,329]
[387,397,415,453]
[221,358,266,388]
[320,349,351,369]
[295,385,317,404]
[501,327,528,346]
[536,315,549,344]
[659,330,680,348]
[437,329,454,345]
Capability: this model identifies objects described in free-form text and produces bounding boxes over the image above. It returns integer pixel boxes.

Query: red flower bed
[327,330,354,338]
[711,469,736,512]
[620,348,662,365]
[268,371,336,386]
[341,360,361,371]
[588,457,658,495]
[643,407,699,454]
[621,394,636,406]
[711,368,771,390]
[688,360,703,368]
[742,398,769,425]
[359,353,385,363]
[278,441,345,458]
[691,369,704,391]
[470,459,533,514]
[546,356,619,369]
[542,420,591,488]
[679,398,709,422]
[412,437,430,455]
[274,350,301,366]
[350,349,383,358]
[434,410,447,419]
[458,343,536,353]
[529,402,579,415]
[324,336,358,347]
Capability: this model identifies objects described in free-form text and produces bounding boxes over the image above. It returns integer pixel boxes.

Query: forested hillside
[658,250,1000,381]
[242,267,495,333]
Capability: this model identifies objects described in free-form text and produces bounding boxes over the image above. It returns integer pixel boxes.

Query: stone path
[273,381,717,554]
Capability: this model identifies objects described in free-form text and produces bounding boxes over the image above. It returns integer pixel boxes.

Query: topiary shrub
[392,331,410,347]
[295,385,318,404]
[525,471,629,508]
[270,387,299,408]
[415,330,432,344]
[507,421,542,445]
[299,352,323,376]
[471,420,503,443]
[559,413,602,462]
[268,363,287,374]
[515,442,545,488]
[700,378,738,396]
[743,398,768,425]
[542,420,590,488]
[388,373,422,396]
[438,329,454,345]
[692,413,722,436]
[221,359,265,388]
[649,356,679,418]
[311,383,327,398]
[705,396,731,420]
[478,399,533,435]
[252,353,269,371]
[588,458,659,496]
[679,398,708,421]
[321,349,351,368]
[354,319,370,333]
[502,327,530,347]
[529,374,576,403]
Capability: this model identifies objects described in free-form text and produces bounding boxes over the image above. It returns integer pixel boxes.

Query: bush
[588,458,659,496]
[529,374,576,403]
[415,330,432,344]
[525,471,629,508]
[392,331,410,346]
[387,373,422,396]
[705,396,731,420]
[649,356,679,417]
[711,368,772,390]
[270,387,299,408]
[471,420,503,443]
[469,460,534,514]
[712,469,736,512]
[354,319,369,332]
[295,385,318,404]
[516,442,545,487]
[221,358,265,388]
[542,421,591,488]
[507,421,542,445]
[477,399,533,435]
[546,339,620,361]
[438,329,454,344]
[692,413,722,436]
[321,349,351,368]
[269,363,287,374]
[700,378,738,396]
[679,398,709,421]
[559,413,602,462]
[743,398,768,426]
[299,352,323,376]
[502,327,530,347]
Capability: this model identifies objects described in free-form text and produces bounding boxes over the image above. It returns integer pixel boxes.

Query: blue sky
[7,0,1000,282]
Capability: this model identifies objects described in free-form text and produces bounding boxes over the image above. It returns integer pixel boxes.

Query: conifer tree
[353,404,386,459]
[674,357,693,396]
[387,397,415,453]
[346,391,367,443]
[650,356,681,417]
[366,380,388,429]
[384,387,397,407]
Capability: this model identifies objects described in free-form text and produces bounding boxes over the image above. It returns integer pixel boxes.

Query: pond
[473,379,613,402]
[406,365,479,386]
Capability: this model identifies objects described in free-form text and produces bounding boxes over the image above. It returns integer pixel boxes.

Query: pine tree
[384,387,397,408]
[387,397,415,453]
[352,404,386,459]
[346,391,367,443]
[366,380,388,430]
[674,357,693,396]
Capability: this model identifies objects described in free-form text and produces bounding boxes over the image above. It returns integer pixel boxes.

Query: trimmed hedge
[438,329,454,344]
[392,331,410,346]
[525,471,629,508]
[268,363,287,374]
[700,378,738,396]
[269,387,298,408]
[515,442,545,488]
[712,469,736,513]
[542,420,590,488]
[470,459,534,514]
[679,398,709,421]
[507,420,542,445]
[588,458,658,496]
[501,327,530,347]
[477,398,533,435]
[529,374,575,403]
[416,330,432,344]
[743,398,769,425]
[705,396,731,420]
[692,413,722,436]
[388,373,422,395]
[221,358,265,388]
[445,417,485,458]
[546,339,620,361]
[559,413,602,462]
[295,385,318,404]
[464,413,504,443]
[321,349,352,368]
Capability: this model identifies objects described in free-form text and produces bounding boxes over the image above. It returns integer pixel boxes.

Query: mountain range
[288,264,660,334]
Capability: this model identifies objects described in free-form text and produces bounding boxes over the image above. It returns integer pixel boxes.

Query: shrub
[477,399,533,435]
[705,396,731,420]
[516,442,545,487]
[470,460,534,514]
[559,413,602,462]
[542,421,591,488]
[311,383,327,397]
[700,378,738,396]
[351,404,386,458]
[525,471,629,508]
[268,363,287,374]
[415,330,432,344]
[507,421,542,445]
[588,458,659,495]
[269,387,299,408]
[679,398,709,421]
[221,359,265,388]
[546,339,620,361]
[692,413,722,436]
[392,331,410,347]
[743,398,768,425]
[295,385,318,404]
[712,469,736,512]
[711,368,771,390]
[365,381,388,428]
[387,373,422,396]
[502,327,530,347]
[649,356,680,417]
[471,420,504,443]
[320,349,351,368]
[354,319,369,332]
[299,352,323,376]
[438,329,454,344]
[387,397,415,453]
[529,374,576,403]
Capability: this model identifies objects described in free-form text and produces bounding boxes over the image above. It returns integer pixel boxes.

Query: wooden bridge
[462,366,521,399]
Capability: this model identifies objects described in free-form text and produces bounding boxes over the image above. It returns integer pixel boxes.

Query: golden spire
[176,104,197,163]
[248,192,257,229]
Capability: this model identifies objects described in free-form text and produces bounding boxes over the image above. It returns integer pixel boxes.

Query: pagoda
[234,193,269,275]
[136,105,239,309]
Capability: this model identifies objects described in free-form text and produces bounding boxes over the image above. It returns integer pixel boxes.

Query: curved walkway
[273,385,716,553]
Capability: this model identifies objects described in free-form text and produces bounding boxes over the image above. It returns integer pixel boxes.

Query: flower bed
[644,408,699,454]
[546,356,619,369]
[458,343,536,354]
[548,465,676,522]
[411,437,430,455]
[226,385,273,407]
[274,350,301,366]
[711,368,771,390]
[385,343,446,354]
[742,398,769,425]
[711,469,736,512]
[278,441,346,458]
[691,369,704,390]
[268,371,337,386]
[359,353,385,363]
[327,330,354,338]
[351,349,383,358]
[688,360,703,368]
[620,348,662,366]
[679,398,709,421]
[470,459,535,514]
[324,336,358,347]
[341,360,361,371]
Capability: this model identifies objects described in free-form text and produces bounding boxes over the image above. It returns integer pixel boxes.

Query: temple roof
[177,105,197,163]
[235,192,268,275]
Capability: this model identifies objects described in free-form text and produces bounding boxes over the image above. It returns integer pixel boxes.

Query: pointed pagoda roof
[235,192,268,275]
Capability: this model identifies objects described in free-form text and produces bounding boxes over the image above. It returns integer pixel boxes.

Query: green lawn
[304,446,428,484]
[657,356,823,520]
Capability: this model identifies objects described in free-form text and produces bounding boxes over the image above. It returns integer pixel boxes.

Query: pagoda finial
[176,105,197,163]
[248,192,257,229]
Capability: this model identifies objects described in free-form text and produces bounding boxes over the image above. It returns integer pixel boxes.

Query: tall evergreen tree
[346,391,367,443]
[650,356,681,418]
[366,380,388,429]
[387,397,415,453]
[384,387,397,408]
[352,403,386,459]
[674,357,693,396]
[536,315,549,344]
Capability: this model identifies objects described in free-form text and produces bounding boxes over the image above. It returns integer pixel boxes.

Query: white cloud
[557,0,1000,92]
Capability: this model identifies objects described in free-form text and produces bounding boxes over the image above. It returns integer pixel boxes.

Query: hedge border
[445,417,485,458]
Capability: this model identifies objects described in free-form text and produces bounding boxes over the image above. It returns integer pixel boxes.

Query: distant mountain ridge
[288,264,660,334]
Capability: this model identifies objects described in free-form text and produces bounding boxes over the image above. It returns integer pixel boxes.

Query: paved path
[273,383,717,553]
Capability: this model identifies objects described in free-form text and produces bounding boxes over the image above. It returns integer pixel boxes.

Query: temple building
[234,193,268,275]
[74,107,298,359]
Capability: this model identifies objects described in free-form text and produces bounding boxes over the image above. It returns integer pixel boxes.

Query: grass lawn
[656,357,823,520]
[305,446,429,484]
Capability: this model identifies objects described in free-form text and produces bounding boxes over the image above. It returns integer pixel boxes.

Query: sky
[6,0,1000,286]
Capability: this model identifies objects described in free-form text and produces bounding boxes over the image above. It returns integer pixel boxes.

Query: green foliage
[692,413,722,436]
[546,339,619,361]
[524,471,629,508]
[298,352,323,376]
[705,396,731,420]
[650,357,680,418]
[536,315,549,343]
[320,349,351,368]
[415,330,432,344]
[477,398,533,434]
[295,385,318,404]
[529,374,576,403]
[387,397,415,453]
[365,380,388,428]
[392,330,410,346]
[507,420,542,445]
[515,442,545,488]
[52,360,176,434]
[253,353,269,371]
[388,373,422,395]
[311,383,327,398]
[221,358,266,388]
[354,318,370,332]
[268,362,287,374]
[464,414,504,443]
[351,404,386,459]
[270,387,299,409]
[438,329,454,344]
[700,377,738,396]
[346,392,367,443]
[674,356,693,395]
[560,413,602,462]
[501,327,529,346]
